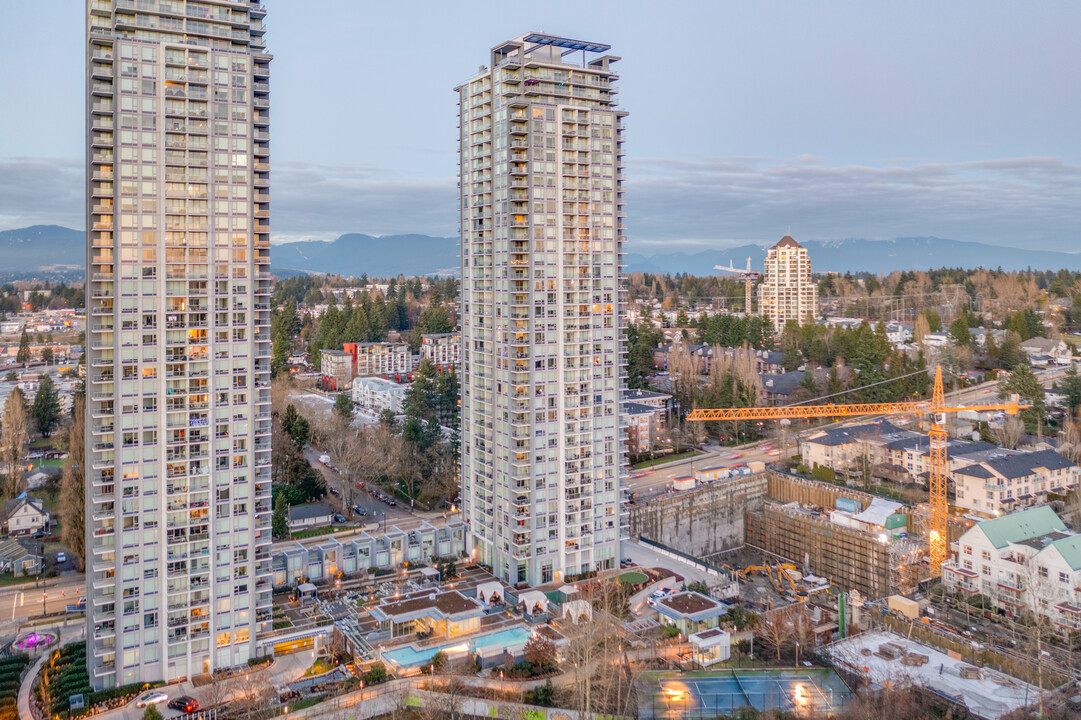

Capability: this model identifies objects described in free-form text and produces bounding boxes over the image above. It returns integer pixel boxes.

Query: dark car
[333,514,346,523]
[168,696,199,713]
[32,530,46,539]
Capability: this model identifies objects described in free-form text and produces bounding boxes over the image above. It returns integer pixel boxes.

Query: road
[623,441,776,497]
[302,446,414,525]
[0,572,86,623]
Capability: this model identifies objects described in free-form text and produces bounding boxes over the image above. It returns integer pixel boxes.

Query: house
[953,449,1078,517]
[1019,338,1072,366]
[3,494,50,536]
[654,591,728,634]
[287,503,334,531]
[351,376,408,415]
[0,537,42,576]
[942,507,1081,634]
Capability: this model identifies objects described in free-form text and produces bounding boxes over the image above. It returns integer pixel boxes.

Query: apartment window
[981,550,990,560]
[1061,572,1070,583]
[1039,566,1048,578]
[963,546,972,556]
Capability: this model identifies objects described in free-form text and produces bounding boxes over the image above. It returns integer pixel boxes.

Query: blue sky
[1,1,1079,252]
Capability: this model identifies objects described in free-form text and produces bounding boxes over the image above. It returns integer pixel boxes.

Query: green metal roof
[976,506,1066,549]
[1048,534,1081,571]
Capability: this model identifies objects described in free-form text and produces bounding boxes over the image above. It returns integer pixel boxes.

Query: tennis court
[639,668,852,718]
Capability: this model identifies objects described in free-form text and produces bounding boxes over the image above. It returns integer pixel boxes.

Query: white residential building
[757,236,817,328]
[351,376,408,415]
[457,33,626,586]
[953,449,1078,517]
[420,333,460,369]
[85,0,272,689]
[942,507,1081,634]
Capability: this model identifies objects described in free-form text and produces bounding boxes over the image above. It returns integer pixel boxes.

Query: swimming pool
[381,625,534,670]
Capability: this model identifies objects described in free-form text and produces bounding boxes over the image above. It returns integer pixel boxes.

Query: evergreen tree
[1060,364,1081,414]
[333,393,354,419]
[15,328,30,363]
[272,491,289,538]
[31,374,60,437]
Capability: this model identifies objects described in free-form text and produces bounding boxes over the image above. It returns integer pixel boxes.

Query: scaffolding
[745,504,894,599]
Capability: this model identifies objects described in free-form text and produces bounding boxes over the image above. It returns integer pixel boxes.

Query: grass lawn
[291,525,349,540]
[0,572,40,588]
[618,571,648,585]
[631,449,704,470]
[304,658,334,677]
[32,459,65,469]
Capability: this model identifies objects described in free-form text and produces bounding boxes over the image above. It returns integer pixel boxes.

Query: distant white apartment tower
[457,33,627,587]
[421,332,460,369]
[86,0,272,690]
[757,235,818,328]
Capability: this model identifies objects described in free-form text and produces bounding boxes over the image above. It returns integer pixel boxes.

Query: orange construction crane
[686,366,1028,575]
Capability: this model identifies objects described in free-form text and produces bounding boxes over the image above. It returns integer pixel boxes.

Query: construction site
[629,468,942,603]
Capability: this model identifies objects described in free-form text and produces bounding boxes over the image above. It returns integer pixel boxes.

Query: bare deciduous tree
[59,394,85,568]
[0,387,29,499]
[994,414,1025,450]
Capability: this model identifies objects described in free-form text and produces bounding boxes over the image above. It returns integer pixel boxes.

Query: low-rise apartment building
[320,349,353,391]
[352,376,409,415]
[953,449,1078,517]
[801,421,919,473]
[346,342,413,378]
[420,333,460,369]
[942,507,1081,634]
[621,388,671,412]
[624,401,664,455]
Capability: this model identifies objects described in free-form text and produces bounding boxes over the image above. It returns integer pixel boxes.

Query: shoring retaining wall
[627,473,768,557]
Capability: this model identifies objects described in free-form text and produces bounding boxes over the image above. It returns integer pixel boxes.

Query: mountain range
[3,226,1080,278]
[626,237,1081,276]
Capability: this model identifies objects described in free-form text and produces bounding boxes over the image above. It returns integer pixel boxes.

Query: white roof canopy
[853,498,903,527]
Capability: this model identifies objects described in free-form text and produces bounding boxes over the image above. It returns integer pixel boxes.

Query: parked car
[168,696,199,713]
[333,514,346,523]
[32,530,46,539]
[135,691,168,708]
[356,507,367,516]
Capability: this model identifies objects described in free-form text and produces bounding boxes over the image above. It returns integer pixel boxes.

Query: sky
[0,1,1079,253]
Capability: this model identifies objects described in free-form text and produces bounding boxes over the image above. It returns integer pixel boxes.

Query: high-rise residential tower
[456,34,627,587]
[757,235,818,328]
[85,0,272,689]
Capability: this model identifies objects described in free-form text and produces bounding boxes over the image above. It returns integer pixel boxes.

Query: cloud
[0,158,84,230]
[624,155,1081,251]
[1,155,1079,255]
[269,162,457,243]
